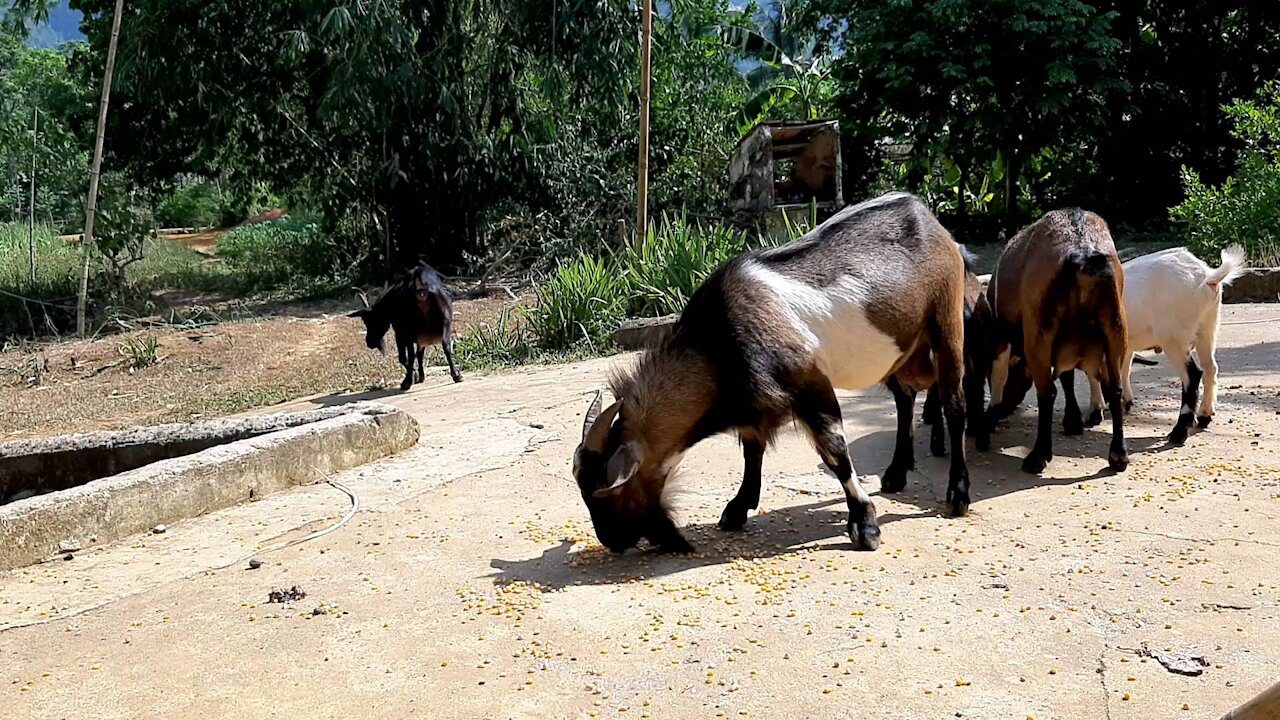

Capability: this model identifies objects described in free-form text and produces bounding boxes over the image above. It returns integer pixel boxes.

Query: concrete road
[3,305,1279,719]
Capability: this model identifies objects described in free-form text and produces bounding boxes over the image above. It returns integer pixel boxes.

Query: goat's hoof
[1167,423,1190,446]
[717,503,749,532]
[399,380,413,391]
[1123,399,1134,413]
[415,371,425,383]
[1021,452,1051,474]
[880,465,909,494]
[848,520,881,551]
[1085,408,1103,427]
[1108,447,1130,472]
[1196,415,1212,429]
[1062,413,1085,436]
[946,488,971,517]
[451,373,464,383]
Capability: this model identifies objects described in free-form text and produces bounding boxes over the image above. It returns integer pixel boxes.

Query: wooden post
[635,0,652,248]
[1220,681,1280,720]
[77,0,126,337]
[28,107,38,284]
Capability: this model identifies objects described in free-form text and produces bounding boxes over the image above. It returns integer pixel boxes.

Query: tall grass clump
[529,253,627,351]
[622,215,749,317]
[0,223,81,336]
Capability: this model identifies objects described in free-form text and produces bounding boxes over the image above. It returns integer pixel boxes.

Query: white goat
[1087,245,1246,444]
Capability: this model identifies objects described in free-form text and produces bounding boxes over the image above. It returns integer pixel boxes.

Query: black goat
[349,263,463,390]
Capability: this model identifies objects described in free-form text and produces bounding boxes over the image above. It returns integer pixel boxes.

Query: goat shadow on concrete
[489,339,1280,590]
[488,497,936,592]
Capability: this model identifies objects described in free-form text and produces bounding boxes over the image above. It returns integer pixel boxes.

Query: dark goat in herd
[349,262,463,390]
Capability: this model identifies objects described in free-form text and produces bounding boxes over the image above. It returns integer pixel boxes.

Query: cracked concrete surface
[2,305,1279,719]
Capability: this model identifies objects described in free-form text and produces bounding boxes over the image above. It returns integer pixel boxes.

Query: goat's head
[347,290,389,353]
[573,392,679,553]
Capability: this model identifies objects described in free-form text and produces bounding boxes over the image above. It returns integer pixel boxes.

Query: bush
[217,219,337,289]
[529,253,628,352]
[1171,82,1280,266]
[155,182,222,229]
[622,216,749,317]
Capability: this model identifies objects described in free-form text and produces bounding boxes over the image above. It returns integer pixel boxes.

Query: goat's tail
[1204,244,1247,289]
[1067,250,1113,277]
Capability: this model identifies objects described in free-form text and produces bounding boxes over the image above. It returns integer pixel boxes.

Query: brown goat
[573,192,970,554]
[987,208,1129,474]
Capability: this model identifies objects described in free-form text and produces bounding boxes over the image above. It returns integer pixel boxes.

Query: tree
[1088,1,1280,225]
[803,0,1127,222]
[67,0,750,273]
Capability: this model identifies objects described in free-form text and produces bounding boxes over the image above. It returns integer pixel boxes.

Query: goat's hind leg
[1165,346,1201,446]
[415,346,426,383]
[794,379,879,551]
[397,342,414,391]
[1195,314,1220,427]
[719,436,764,531]
[442,321,463,383]
[882,377,918,494]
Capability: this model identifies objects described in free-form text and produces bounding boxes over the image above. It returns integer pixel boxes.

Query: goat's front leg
[964,367,989,451]
[415,346,426,383]
[794,380,879,551]
[719,437,764,531]
[397,341,414,391]
[882,377,918,494]
[1059,370,1085,436]
[1085,373,1105,427]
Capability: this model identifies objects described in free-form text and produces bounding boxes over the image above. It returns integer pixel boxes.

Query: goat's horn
[352,287,370,308]
[582,391,604,442]
[583,397,621,453]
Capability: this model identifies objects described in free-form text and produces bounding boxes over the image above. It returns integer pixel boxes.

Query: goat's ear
[582,395,621,452]
[592,442,642,498]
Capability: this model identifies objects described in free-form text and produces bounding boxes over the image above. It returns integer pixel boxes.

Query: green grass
[1,219,351,339]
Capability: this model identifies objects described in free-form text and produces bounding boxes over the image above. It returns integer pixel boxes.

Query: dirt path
[3,305,1278,719]
[0,291,530,440]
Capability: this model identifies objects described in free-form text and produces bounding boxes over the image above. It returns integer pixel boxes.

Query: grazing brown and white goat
[987,209,1129,474]
[1084,245,1246,444]
[573,192,970,554]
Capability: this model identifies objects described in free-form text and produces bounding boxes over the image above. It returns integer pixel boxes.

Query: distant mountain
[26,2,85,49]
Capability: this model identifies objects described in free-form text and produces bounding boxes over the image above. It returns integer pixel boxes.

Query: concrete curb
[0,403,418,572]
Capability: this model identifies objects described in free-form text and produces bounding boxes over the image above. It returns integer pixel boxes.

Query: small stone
[248,558,263,570]
[63,553,74,561]
[529,422,545,429]
[312,607,326,616]
[57,540,82,553]
[152,524,167,534]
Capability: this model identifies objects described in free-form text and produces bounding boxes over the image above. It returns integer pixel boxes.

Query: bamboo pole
[77,0,126,337]
[28,107,38,284]
[635,0,652,249]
